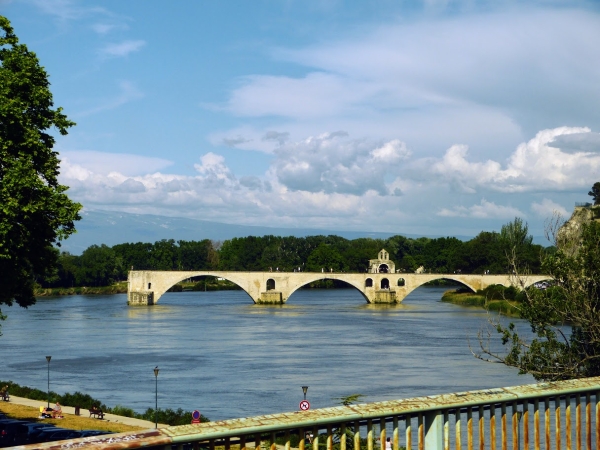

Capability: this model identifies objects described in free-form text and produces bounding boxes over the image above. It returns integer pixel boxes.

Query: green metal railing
[21,376,600,450]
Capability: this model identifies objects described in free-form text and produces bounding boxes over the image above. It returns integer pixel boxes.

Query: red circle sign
[191,410,201,423]
[299,400,310,411]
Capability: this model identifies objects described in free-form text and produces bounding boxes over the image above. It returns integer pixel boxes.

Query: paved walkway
[4,395,168,429]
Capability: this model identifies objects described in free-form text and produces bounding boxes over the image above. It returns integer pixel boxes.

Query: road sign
[299,400,310,411]
[191,409,201,424]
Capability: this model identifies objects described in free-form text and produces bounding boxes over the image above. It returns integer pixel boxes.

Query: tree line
[40,218,546,288]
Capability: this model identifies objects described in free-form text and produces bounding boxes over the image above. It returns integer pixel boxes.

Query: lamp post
[45,356,51,409]
[302,386,309,400]
[153,366,159,429]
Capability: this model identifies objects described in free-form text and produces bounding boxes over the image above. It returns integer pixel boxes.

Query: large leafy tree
[0,16,81,324]
[589,181,600,205]
[476,220,600,381]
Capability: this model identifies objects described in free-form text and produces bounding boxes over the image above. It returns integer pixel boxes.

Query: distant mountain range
[59,210,545,255]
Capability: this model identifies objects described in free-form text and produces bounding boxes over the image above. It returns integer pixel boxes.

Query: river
[0,287,534,421]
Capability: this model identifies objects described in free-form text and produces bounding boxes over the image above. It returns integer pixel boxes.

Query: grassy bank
[441,290,522,317]
[0,380,208,426]
[0,401,144,433]
[34,282,128,297]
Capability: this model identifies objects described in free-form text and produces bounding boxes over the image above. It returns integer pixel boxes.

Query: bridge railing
[25,377,600,450]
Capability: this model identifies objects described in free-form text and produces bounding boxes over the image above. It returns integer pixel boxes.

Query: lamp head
[154,366,159,377]
[46,356,51,363]
[302,386,309,395]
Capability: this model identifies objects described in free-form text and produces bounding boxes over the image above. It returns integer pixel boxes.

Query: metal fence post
[425,410,443,450]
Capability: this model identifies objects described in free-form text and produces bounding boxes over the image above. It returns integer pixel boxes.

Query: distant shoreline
[441,289,521,317]
[34,282,128,297]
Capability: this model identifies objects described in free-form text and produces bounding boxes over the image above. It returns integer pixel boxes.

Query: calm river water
[0,287,534,421]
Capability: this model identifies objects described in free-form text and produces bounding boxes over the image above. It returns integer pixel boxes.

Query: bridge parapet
[24,376,600,450]
[128,271,551,305]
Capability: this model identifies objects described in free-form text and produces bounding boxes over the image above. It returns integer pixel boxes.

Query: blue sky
[2,0,600,239]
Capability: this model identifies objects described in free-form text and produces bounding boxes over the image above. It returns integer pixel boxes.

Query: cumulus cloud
[100,40,146,58]
[531,198,569,218]
[193,153,236,186]
[430,127,600,193]
[56,126,599,237]
[547,131,600,153]
[272,133,411,195]
[437,200,524,219]
[114,178,146,193]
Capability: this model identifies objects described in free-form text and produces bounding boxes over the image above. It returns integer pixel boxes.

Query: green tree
[0,16,81,329]
[76,245,118,287]
[307,243,346,272]
[589,181,600,205]
[498,217,541,273]
[476,221,600,381]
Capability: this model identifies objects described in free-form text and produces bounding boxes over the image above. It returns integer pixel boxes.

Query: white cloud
[99,40,146,58]
[56,126,597,237]
[60,150,173,176]
[437,200,524,219]
[531,198,569,218]
[214,8,600,159]
[271,133,411,195]
[430,127,600,193]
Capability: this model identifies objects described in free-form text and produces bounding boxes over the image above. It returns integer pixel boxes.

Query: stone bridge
[127,270,551,305]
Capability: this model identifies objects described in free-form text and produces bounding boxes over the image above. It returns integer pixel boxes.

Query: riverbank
[441,289,521,317]
[0,396,165,431]
[34,282,128,296]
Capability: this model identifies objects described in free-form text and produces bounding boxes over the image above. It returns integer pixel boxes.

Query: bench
[89,408,105,419]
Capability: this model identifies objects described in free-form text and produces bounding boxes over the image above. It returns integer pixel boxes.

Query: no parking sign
[299,400,310,411]
[191,410,201,424]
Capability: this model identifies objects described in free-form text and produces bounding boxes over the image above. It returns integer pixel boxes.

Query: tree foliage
[0,16,81,323]
[39,223,550,291]
[589,181,600,205]
[476,220,600,381]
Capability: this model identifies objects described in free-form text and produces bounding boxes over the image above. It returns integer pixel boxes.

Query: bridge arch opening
[380,278,390,289]
[365,278,373,288]
[266,279,275,291]
[287,278,369,304]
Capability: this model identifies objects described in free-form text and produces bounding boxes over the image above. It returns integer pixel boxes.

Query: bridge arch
[284,275,369,303]
[400,275,481,301]
[136,271,259,304]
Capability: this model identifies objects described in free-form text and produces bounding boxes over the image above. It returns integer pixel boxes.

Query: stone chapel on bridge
[368,249,396,273]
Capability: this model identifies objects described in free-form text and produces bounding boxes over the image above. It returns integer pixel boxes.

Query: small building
[368,249,396,274]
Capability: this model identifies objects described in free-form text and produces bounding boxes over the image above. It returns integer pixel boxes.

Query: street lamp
[153,366,159,429]
[46,356,51,409]
[302,386,309,400]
